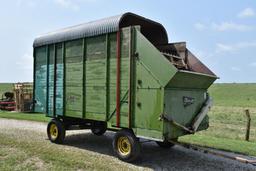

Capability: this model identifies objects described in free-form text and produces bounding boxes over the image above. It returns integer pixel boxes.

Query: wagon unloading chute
[158,42,217,133]
[131,27,217,140]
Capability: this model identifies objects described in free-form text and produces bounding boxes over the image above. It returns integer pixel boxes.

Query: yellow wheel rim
[49,123,58,140]
[117,136,131,156]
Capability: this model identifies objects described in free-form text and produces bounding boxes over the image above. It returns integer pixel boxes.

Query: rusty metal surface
[186,50,217,76]
[157,43,217,77]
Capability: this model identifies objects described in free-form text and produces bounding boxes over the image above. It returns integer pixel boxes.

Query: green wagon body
[33,13,217,158]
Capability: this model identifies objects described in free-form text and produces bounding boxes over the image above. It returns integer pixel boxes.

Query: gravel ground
[0,118,255,171]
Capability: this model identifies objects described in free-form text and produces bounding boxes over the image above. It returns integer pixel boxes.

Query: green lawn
[179,106,256,155]
[179,135,256,156]
[0,111,49,123]
[209,83,256,107]
[180,83,256,156]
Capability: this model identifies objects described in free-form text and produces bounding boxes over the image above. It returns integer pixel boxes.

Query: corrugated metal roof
[33,12,168,47]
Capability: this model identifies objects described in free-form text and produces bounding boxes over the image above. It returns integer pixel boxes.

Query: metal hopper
[133,28,217,140]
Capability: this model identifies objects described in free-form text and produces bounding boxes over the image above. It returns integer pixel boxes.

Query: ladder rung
[173,63,186,67]
[161,52,188,69]
[161,52,182,59]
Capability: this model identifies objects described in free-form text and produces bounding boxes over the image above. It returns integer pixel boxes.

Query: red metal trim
[4,106,16,109]
[0,101,15,105]
[116,31,121,127]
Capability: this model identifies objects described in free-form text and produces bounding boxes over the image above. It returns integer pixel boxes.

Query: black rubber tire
[91,121,107,136]
[112,129,141,162]
[156,140,175,148]
[47,119,66,144]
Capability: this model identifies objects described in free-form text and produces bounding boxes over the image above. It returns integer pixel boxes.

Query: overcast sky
[0,0,255,83]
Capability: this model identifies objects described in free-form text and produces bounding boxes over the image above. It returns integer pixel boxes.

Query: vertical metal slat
[116,31,121,127]
[62,42,66,116]
[82,38,86,118]
[105,34,110,119]
[32,48,36,112]
[53,44,57,117]
[128,26,132,128]
[46,45,49,114]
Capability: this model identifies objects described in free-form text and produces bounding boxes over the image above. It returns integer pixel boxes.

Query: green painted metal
[55,43,64,116]
[107,33,117,122]
[34,46,47,113]
[131,27,216,140]
[134,28,177,87]
[48,45,55,116]
[163,88,208,139]
[85,35,107,121]
[105,34,110,119]
[132,28,175,139]
[167,70,216,89]
[34,24,217,142]
[62,42,66,116]
[82,38,86,119]
[65,39,83,118]
[46,45,49,114]
[119,27,131,127]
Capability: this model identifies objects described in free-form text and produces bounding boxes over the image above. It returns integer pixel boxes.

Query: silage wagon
[33,12,217,162]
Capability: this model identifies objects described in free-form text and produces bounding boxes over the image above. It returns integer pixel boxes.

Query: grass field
[180,83,256,155]
[209,83,256,107]
[0,83,13,97]
[0,83,256,156]
[0,111,49,122]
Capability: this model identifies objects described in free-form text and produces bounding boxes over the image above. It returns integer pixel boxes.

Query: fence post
[244,109,251,141]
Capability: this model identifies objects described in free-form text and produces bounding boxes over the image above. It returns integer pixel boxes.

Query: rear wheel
[91,121,107,136]
[113,129,141,162]
[47,119,66,144]
[156,139,176,148]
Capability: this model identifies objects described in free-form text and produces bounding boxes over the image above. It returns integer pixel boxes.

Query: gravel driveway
[0,118,255,171]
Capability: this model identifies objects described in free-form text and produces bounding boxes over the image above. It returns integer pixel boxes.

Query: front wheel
[47,119,66,144]
[113,129,141,162]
